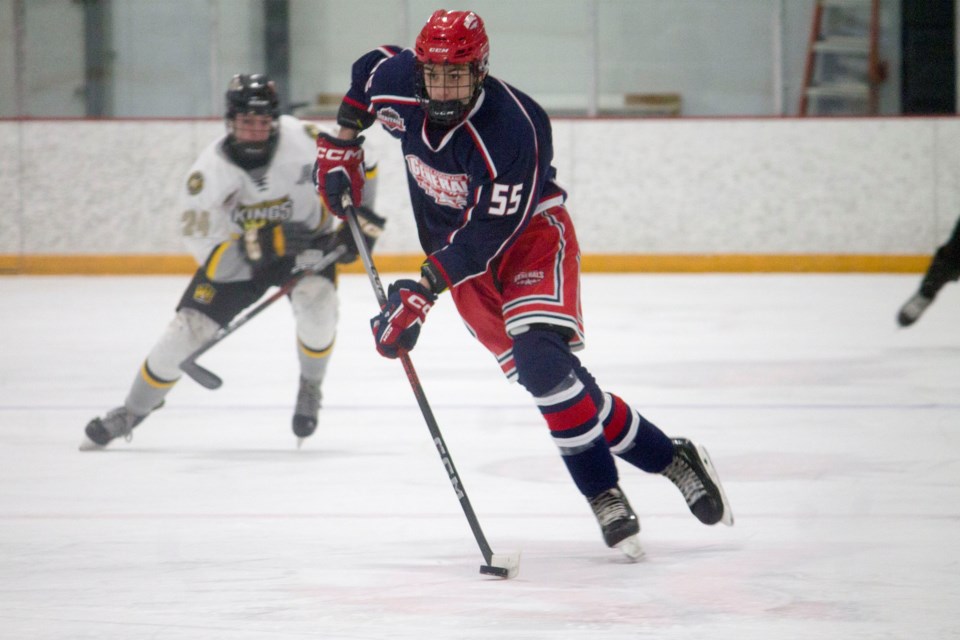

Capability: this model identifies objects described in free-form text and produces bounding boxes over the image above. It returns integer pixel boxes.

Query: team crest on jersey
[187,171,204,195]
[513,270,544,286]
[405,155,468,208]
[377,107,406,132]
[192,283,215,304]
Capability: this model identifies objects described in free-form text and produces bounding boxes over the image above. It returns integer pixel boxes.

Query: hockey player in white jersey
[80,73,384,450]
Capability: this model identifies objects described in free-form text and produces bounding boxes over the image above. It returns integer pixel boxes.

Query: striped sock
[535,371,618,497]
[598,392,674,473]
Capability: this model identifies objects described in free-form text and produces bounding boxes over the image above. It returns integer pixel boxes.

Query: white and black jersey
[179,115,329,283]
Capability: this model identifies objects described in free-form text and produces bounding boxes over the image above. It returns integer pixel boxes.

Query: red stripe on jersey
[343,95,369,111]
[465,122,497,180]
[602,395,630,442]
[543,394,598,433]
[371,95,419,106]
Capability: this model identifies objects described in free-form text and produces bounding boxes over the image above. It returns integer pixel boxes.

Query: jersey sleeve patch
[187,171,204,195]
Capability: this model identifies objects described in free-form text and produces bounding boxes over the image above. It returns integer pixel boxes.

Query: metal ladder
[799,0,886,115]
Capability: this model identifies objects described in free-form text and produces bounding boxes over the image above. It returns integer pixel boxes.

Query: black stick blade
[479,564,510,578]
[179,359,223,389]
[479,553,520,579]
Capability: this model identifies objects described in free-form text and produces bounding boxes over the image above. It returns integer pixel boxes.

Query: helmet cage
[224,73,280,163]
[414,60,485,126]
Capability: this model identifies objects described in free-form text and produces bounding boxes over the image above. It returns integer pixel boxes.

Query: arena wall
[1,116,956,274]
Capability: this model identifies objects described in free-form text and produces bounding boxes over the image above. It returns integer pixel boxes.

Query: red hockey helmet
[415,10,490,72]
[414,10,490,125]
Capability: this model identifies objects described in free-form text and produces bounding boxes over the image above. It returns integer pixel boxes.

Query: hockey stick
[344,202,519,580]
[179,244,347,390]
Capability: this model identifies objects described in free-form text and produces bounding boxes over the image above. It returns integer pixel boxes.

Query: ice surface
[1,273,958,639]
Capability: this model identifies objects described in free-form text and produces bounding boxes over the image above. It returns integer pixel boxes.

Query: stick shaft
[345,205,496,565]
[179,245,345,388]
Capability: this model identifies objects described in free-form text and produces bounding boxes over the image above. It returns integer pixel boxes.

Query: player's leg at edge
[898,222,960,327]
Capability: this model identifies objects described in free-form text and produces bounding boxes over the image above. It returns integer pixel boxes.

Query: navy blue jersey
[343,47,567,287]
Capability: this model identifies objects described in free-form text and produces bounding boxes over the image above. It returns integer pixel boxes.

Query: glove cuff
[388,278,438,303]
[316,130,365,148]
[337,101,377,131]
[420,259,448,295]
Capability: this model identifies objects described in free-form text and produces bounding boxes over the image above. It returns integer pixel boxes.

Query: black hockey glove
[241,221,317,269]
[324,206,386,265]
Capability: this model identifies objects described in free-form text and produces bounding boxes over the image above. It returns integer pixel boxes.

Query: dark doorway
[901,0,956,114]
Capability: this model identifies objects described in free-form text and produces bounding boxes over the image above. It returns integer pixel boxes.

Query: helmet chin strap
[237,139,271,156]
[419,68,485,127]
[426,99,469,126]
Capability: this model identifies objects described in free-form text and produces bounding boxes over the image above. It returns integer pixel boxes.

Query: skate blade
[695,443,734,526]
[615,535,645,561]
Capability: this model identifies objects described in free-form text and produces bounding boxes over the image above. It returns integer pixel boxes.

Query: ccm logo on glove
[316,147,364,162]
[314,132,365,218]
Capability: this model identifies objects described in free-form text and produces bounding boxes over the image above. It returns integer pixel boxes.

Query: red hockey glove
[369,279,437,359]
[314,131,365,219]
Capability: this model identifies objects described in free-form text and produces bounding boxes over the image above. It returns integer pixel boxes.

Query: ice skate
[79,406,146,451]
[588,486,644,560]
[292,377,321,446]
[897,291,934,327]
[661,438,734,526]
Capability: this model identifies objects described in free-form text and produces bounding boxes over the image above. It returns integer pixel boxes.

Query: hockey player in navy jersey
[314,9,733,559]
[80,73,384,451]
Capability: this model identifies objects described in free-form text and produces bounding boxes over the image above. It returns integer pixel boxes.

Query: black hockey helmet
[224,73,280,166]
[225,73,280,119]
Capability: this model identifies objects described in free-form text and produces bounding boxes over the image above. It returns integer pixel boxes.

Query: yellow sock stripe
[140,361,179,389]
[298,337,335,359]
